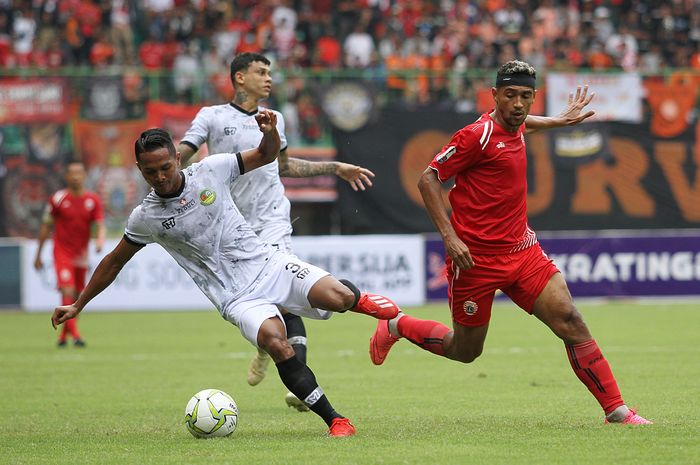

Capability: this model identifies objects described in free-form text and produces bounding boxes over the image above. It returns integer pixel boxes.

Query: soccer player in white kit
[177,52,375,412]
[50,112,400,437]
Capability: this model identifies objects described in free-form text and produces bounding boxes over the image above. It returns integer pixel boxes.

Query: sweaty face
[137,147,182,196]
[493,85,535,130]
[238,61,273,99]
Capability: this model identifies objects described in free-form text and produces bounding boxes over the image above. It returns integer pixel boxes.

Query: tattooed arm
[278,149,376,191]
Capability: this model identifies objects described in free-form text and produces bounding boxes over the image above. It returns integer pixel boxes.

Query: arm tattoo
[279,157,338,178]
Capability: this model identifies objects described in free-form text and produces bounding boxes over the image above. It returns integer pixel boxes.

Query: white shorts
[255,223,293,254]
[222,253,333,347]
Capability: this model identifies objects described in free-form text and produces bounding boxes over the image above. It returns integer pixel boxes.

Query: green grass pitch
[1,301,698,465]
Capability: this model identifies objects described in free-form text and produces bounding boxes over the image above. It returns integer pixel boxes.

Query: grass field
[1,301,698,465]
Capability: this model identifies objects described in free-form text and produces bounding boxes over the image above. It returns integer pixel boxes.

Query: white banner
[292,235,425,306]
[22,240,211,312]
[22,235,426,312]
[546,72,643,122]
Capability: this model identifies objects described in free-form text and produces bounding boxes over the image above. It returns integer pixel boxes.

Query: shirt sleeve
[428,128,482,182]
[180,107,211,150]
[200,153,242,186]
[275,110,288,151]
[124,206,153,246]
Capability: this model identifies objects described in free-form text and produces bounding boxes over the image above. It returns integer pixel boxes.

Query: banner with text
[546,72,643,122]
[22,235,426,311]
[424,230,700,300]
[335,110,700,233]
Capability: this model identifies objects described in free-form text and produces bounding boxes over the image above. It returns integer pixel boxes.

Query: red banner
[0,78,71,123]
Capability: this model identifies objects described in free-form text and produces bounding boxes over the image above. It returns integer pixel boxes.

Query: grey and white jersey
[180,103,291,236]
[124,154,276,313]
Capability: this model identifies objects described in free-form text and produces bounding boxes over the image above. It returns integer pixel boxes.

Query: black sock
[275,356,341,426]
[283,313,307,364]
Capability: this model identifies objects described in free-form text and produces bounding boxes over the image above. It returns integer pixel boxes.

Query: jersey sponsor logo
[436,146,456,164]
[496,141,506,149]
[285,262,311,279]
[176,198,196,214]
[199,189,216,206]
[224,127,237,135]
[463,300,478,315]
[162,217,176,229]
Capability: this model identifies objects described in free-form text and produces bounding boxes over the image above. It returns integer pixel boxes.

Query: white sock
[387,313,405,337]
[605,405,630,422]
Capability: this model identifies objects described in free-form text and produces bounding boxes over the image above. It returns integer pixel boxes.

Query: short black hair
[229,52,270,84]
[134,128,175,162]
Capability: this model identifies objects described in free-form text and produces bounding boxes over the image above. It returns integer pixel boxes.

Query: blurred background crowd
[2,0,699,94]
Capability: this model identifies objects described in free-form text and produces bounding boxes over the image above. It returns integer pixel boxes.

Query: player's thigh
[223,299,283,348]
[501,244,558,314]
[531,272,591,343]
[274,256,334,320]
[54,261,77,295]
[447,255,501,327]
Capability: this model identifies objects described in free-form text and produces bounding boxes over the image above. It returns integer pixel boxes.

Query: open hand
[336,163,375,191]
[558,85,596,125]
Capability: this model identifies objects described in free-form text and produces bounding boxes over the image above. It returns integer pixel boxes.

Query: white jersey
[124,154,277,312]
[180,103,291,236]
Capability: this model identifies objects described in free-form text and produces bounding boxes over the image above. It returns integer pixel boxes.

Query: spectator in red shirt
[35,161,106,348]
[369,60,652,426]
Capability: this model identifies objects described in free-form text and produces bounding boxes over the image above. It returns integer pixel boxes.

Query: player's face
[493,85,535,131]
[65,163,86,190]
[238,61,273,99]
[137,147,182,196]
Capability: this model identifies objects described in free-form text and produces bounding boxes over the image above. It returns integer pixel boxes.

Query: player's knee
[553,306,590,343]
[452,347,483,364]
[259,334,295,362]
[337,279,361,311]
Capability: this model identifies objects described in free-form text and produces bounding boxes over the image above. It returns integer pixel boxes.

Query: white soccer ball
[184,389,239,438]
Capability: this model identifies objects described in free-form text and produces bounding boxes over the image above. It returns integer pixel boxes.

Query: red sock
[566,340,624,414]
[396,315,451,357]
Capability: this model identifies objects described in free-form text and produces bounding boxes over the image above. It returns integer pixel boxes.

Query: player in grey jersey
[177,52,376,411]
[50,112,401,437]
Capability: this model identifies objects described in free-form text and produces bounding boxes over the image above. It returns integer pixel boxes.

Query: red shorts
[54,256,87,292]
[447,243,559,327]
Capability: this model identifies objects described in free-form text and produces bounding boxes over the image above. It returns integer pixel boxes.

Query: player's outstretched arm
[279,154,375,191]
[50,238,142,329]
[239,109,280,172]
[177,143,199,166]
[418,168,474,270]
[525,85,596,134]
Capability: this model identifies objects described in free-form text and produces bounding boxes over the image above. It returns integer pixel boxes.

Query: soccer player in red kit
[35,161,105,347]
[370,60,652,425]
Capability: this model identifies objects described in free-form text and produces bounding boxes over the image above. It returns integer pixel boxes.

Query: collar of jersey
[229,102,258,116]
[155,172,186,199]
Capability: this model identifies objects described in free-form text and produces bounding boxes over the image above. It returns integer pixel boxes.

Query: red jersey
[428,112,537,255]
[47,189,103,261]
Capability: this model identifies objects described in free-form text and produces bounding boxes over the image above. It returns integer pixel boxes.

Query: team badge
[162,217,175,229]
[463,300,478,315]
[199,189,216,206]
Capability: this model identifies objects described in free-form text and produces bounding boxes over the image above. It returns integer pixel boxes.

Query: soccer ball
[184,389,238,438]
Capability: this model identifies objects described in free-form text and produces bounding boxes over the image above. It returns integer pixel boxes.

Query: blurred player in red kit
[370,60,652,425]
[35,161,105,347]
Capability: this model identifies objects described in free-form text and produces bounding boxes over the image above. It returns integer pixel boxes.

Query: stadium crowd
[1,0,697,72]
[1,0,698,127]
